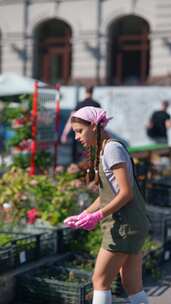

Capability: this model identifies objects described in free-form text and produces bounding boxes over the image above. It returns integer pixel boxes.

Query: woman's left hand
[75,210,104,230]
[64,211,88,228]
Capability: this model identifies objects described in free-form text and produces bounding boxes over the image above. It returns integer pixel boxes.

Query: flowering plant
[27,208,39,224]
[0,165,97,227]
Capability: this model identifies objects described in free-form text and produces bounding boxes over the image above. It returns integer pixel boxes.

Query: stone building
[0,0,171,85]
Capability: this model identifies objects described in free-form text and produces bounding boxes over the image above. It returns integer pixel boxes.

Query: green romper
[99,141,150,254]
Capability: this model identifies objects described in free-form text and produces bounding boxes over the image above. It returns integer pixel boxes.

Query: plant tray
[54,226,88,254]
[51,252,124,297]
[146,181,171,207]
[0,230,57,274]
[19,224,86,254]
[146,204,171,242]
[15,265,93,304]
[0,246,13,273]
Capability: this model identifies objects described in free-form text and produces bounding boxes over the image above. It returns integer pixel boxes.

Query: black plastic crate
[13,224,86,254]
[56,226,88,254]
[0,246,13,273]
[12,225,59,255]
[19,224,86,254]
[0,230,58,273]
[37,230,58,257]
[52,252,124,297]
[164,219,171,242]
[53,251,94,271]
[163,219,171,262]
[146,204,171,242]
[12,234,39,266]
[0,232,38,273]
[15,265,93,304]
[146,180,171,207]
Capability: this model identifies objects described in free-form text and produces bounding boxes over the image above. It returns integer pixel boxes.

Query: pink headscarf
[72,106,112,127]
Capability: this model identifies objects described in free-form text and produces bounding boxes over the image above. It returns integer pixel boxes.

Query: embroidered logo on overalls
[119,224,138,239]
[118,224,129,239]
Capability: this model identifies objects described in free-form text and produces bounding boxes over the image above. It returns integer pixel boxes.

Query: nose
[75,133,80,141]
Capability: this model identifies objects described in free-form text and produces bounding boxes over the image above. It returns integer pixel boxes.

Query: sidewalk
[145,260,171,304]
[112,260,171,303]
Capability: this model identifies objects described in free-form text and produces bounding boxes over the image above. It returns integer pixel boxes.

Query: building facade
[0,0,171,85]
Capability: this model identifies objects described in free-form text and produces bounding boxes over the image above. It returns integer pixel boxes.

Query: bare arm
[85,196,101,213]
[101,163,133,217]
[165,119,171,129]
[61,112,74,143]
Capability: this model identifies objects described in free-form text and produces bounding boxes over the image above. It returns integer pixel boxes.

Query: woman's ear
[91,123,97,132]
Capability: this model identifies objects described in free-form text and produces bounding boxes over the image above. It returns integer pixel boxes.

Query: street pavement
[145,260,171,304]
[112,260,171,303]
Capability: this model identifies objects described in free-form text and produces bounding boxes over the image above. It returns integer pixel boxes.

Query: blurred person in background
[146,100,171,144]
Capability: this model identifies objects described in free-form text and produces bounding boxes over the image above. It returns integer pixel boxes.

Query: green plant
[142,237,160,253]
[0,234,13,247]
[0,166,96,227]
[12,153,30,169]
[63,256,94,272]
[3,105,23,123]
[143,237,161,279]
[84,226,102,256]
[8,126,31,146]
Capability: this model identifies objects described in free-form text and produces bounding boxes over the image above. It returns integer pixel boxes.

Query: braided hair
[94,123,101,184]
[86,145,95,184]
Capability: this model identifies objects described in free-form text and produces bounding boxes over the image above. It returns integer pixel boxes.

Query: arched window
[33,19,72,84]
[107,15,150,85]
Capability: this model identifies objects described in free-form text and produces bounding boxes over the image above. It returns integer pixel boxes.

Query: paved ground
[112,260,171,303]
[145,260,171,304]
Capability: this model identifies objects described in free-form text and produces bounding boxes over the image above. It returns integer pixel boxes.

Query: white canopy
[0,72,46,96]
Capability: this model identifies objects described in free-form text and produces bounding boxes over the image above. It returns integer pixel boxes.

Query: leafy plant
[142,237,161,279]
[84,226,102,256]
[0,234,13,247]
[0,166,96,227]
[8,126,31,146]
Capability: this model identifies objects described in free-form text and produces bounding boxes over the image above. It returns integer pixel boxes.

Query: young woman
[64,106,150,304]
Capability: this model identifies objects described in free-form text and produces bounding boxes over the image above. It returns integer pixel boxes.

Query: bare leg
[92,247,128,290]
[92,248,128,304]
[120,253,149,303]
[120,253,143,295]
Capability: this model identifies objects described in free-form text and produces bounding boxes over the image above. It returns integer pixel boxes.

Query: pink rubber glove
[64,211,88,228]
[75,210,104,231]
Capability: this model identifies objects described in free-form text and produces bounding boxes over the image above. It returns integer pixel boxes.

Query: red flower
[19,139,32,151]
[27,208,38,224]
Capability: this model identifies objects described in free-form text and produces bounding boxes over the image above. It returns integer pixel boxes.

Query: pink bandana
[72,106,112,127]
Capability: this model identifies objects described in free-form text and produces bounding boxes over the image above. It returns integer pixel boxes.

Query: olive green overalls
[99,141,150,254]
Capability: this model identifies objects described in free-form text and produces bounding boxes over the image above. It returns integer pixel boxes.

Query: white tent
[0,72,46,96]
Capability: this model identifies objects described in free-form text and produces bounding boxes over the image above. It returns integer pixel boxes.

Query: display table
[128,144,171,159]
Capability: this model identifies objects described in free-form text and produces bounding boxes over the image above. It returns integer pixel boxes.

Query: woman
[64,106,150,304]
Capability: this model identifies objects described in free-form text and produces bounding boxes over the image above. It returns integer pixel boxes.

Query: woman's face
[71,122,96,147]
